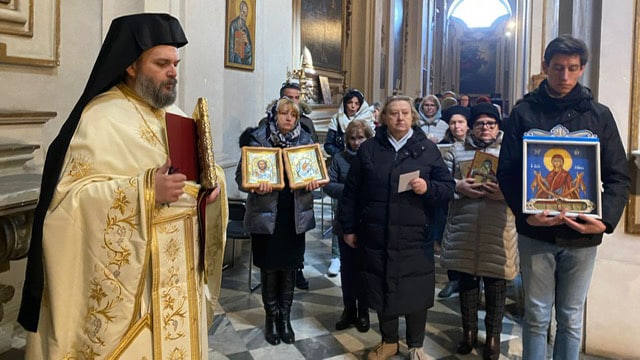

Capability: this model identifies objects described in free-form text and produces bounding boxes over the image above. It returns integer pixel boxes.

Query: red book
[165,112,200,182]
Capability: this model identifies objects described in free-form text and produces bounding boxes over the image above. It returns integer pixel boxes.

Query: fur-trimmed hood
[264,98,312,116]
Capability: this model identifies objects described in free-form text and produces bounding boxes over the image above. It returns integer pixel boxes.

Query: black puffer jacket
[323,149,355,236]
[498,81,630,247]
[340,126,455,315]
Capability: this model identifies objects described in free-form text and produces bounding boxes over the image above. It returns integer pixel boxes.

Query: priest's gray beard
[134,73,177,109]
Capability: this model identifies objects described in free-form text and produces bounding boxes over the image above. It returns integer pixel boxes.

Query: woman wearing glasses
[440,103,519,360]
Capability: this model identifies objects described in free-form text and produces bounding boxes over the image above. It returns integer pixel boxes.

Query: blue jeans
[518,234,597,360]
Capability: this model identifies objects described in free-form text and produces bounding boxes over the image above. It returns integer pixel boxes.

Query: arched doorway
[432,0,529,116]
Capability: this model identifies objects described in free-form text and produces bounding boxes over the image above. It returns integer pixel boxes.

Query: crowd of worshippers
[237,35,628,360]
[24,12,628,360]
[243,84,512,360]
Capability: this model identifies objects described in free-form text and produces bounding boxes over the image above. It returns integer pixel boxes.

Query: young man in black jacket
[497,35,630,360]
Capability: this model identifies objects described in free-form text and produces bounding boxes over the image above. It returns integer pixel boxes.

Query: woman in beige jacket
[441,103,519,360]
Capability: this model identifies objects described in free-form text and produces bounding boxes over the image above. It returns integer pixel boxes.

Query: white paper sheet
[398,170,420,193]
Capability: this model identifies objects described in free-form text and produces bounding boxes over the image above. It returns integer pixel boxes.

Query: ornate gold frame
[192,98,217,189]
[282,144,329,190]
[625,0,640,233]
[241,146,285,191]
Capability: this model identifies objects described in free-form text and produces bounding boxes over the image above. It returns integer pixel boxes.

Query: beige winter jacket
[440,132,519,280]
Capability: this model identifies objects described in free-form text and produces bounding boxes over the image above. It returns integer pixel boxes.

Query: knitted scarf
[268,114,301,148]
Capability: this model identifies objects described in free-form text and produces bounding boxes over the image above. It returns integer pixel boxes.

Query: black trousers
[338,236,368,311]
[447,269,459,281]
[377,309,428,348]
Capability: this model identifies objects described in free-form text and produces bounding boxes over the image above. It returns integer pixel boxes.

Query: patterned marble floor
[208,200,527,360]
[0,200,611,360]
[208,199,612,360]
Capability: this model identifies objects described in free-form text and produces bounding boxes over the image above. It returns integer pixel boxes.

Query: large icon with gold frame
[241,146,285,190]
[282,144,330,190]
[523,125,602,218]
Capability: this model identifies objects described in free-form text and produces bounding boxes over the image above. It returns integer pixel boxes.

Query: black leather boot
[457,275,479,355]
[335,307,356,330]
[355,306,370,332]
[457,329,478,355]
[483,335,501,360]
[483,278,506,360]
[261,270,280,345]
[277,270,296,344]
[295,268,309,290]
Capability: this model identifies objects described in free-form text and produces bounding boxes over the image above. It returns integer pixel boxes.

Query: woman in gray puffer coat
[441,103,519,360]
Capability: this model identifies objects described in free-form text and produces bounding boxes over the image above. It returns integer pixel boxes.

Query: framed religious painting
[282,144,329,190]
[522,125,602,218]
[224,0,256,71]
[467,152,498,183]
[299,0,344,72]
[319,75,332,104]
[241,146,285,190]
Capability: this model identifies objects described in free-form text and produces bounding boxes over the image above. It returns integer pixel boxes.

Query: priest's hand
[205,186,221,204]
[155,159,186,205]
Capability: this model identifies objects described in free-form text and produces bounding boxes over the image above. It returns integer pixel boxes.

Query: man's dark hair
[279,82,301,97]
[544,34,589,66]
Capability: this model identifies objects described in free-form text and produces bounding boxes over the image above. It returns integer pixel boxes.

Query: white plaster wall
[216,0,293,198]
[0,1,103,156]
[0,0,104,348]
[180,0,229,177]
[586,0,640,358]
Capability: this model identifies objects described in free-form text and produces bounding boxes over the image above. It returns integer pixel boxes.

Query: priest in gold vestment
[18,14,227,359]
